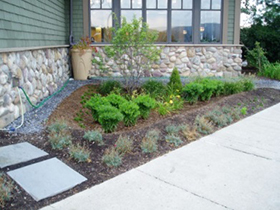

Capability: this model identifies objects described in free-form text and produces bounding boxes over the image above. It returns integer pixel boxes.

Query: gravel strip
[6,77,280,134]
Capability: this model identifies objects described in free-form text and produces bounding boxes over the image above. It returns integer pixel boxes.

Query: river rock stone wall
[90,46,242,78]
[0,48,70,128]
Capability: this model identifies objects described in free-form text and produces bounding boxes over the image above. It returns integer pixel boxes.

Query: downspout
[69,0,74,46]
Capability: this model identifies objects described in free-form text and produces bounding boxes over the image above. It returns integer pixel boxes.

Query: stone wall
[0,48,70,128]
[90,45,242,78]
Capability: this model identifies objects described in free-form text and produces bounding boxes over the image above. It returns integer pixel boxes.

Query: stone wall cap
[91,44,243,47]
[0,45,70,53]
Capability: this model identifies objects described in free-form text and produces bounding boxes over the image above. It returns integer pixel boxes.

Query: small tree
[246,42,269,72]
[94,16,161,94]
[168,67,183,92]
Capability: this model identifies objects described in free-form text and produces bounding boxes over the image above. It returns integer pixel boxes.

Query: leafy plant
[182,126,200,141]
[259,62,280,80]
[48,131,72,150]
[223,82,243,95]
[142,80,167,99]
[165,125,182,135]
[168,67,183,92]
[106,94,127,109]
[97,105,124,133]
[241,78,255,91]
[157,101,171,116]
[195,116,214,135]
[48,120,68,133]
[145,129,161,142]
[83,130,104,146]
[182,82,204,104]
[85,94,110,121]
[95,16,161,94]
[246,42,269,72]
[141,137,158,154]
[240,107,248,115]
[119,101,140,126]
[102,147,122,167]
[133,95,156,119]
[115,135,133,155]
[72,36,94,51]
[165,135,183,147]
[0,173,14,208]
[69,144,91,163]
[98,80,122,96]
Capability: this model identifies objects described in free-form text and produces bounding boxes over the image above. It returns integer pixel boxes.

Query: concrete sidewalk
[41,103,280,210]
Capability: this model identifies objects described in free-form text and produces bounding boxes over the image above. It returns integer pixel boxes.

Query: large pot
[71,49,92,80]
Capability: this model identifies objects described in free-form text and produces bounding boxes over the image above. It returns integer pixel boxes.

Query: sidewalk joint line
[136,169,233,210]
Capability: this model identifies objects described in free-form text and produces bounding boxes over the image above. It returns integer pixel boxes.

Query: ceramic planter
[71,49,92,80]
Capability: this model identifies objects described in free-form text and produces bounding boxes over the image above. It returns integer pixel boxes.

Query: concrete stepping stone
[8,158,87,201]
[0,142,48,168]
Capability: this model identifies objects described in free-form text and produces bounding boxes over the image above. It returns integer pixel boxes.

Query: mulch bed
[1,87,280,210]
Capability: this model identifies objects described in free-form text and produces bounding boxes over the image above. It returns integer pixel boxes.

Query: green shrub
[106,94,127,109]
[165,135,183,147]
[102,147,122,167]
[48,131,72,150]
[69,144,91,163]
[246,42,269,72]
[223,82,243,95]
[83,130,104,146]
[199,79,217,101]
[133,95,156,119]
[85,94,110,121]
[145,129,160,142]
[98,80,122,95]
[141,136,158,154]
[97,105,124,133]
[48,120,68,133]
[212,80,225,96]
[119,101,140,126]
[157,101,171,116]
[195,116,214,135]
[168,67,183,92]
[115,135,133,155]
[142,80,167,99]
[240,107,247,115]
[182,82,204,104]
[259,62,280,80]
[0,173,14,208]
[241,78,255,91]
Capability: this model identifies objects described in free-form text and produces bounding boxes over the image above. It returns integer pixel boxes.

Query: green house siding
[0,0,69,48]
[72,0,84,43]
[227,0,235,44]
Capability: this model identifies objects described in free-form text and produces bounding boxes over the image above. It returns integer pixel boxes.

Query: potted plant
[71,37,95,80]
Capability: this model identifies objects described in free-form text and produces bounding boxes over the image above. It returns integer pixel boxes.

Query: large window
[89,0,223,44]
[200,0,222,43]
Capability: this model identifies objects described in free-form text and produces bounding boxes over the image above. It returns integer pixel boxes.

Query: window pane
[201,0,210,9]
[132,0,142,8]
[172,0,181,9]
[183,0,193,9]
[91,10,112,43]
[121,10,142,23]
[172,11,192,42]
[147,0,156,8]
[102,0,112,8]
[200,11,221,43]
[147,11,167,42]
[158,0,168,8]
[212,0,221,9]
[121,0,130,8]
[90,0,100,8]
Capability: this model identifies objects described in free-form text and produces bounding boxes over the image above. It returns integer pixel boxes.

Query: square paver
[0,142,48,168]
[8,158,87,201]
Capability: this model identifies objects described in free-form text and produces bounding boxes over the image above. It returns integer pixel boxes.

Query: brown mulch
[1,87,280,210]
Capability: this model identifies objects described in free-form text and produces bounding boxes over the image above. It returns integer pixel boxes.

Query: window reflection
[171,11,192,42]
[121,0,130,8]
[183,0,192,9]
[201,0,210,9]
[132,0,142,8]
[200,11,221,43]
[212,0,221,9]
[158,0,168,8]
[147,0,156,8]
[90,0,100,8]
[121,10,142,23]
[91,10,112,43]
[102,0,112,8]
[172,0,181,9]
[147,11,167,42]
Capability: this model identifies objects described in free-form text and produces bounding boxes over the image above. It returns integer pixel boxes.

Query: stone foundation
[90,45,242,78]
[0,47,70,128]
